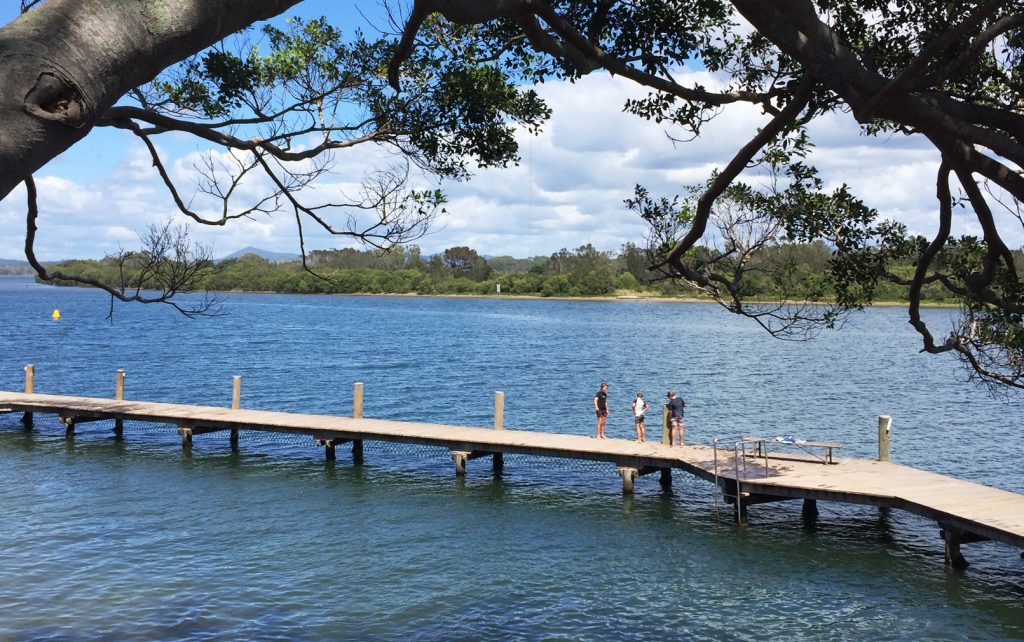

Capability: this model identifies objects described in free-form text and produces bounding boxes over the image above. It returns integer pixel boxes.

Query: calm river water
[0,276,1022,640]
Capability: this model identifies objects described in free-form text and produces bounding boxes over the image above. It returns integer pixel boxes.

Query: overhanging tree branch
[24,176,220,318]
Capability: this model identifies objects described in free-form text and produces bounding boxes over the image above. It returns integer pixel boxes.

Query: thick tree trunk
[0,0,302,201]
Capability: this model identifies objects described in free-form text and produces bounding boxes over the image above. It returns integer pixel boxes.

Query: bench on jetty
[1,384,1023,571]
[746,436,844,464]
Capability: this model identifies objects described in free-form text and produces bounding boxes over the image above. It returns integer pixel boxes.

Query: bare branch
[25,177,220,318]
[103,105,387,162]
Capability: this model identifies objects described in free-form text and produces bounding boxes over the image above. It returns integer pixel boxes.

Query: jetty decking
[2,389,1022,570]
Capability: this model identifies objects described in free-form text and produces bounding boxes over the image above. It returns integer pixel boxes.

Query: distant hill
[219,247,301,263]
[0,259,34,276]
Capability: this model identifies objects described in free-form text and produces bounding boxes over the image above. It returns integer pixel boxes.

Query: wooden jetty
[2,382,1023,570]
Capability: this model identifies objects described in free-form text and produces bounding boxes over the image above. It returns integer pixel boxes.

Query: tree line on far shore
[40,240,1023,302]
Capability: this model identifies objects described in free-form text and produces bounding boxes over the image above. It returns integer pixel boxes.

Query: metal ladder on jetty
[712,435,770,522]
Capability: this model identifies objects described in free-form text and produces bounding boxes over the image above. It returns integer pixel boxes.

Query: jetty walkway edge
[2,390,1023,570]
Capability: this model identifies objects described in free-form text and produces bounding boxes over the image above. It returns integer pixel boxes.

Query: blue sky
[0,1,1014,262]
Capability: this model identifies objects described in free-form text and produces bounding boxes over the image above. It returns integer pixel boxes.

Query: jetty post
[657,404,672,489]
[351,382,363,462]
[493,391,504,430]
[316,382,364,463]
[450,391,508,477]
[178,424,193,448]
[662,404,670,445]
[492,391,504,473]
[878,415,892,462]
[113,369,125,437]
[230,375,241,447]
[21,364,34,427]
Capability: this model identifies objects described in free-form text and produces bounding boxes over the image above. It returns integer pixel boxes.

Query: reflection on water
[0,279,1022,640]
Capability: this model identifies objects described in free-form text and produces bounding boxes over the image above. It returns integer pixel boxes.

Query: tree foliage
[46,239,988,305]
[390,0,1024,390]
[4,2,549,315]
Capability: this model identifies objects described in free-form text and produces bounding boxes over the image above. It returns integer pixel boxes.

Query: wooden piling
[21,364,34,428]
[113,369,125,437]
[230,376,241,446]
[618,467,637,494]
[659,467,672,489]
[494,391,504,431]
[353,382,363,419]
[878,415,892,462]
[802,498,819,521]
[314,438,338,461]
[942,527,970,570]
[662,404,670,444]
[178,425,193,448]
[452,450,470,476]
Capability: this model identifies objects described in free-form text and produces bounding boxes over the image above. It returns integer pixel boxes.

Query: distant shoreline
[8,275,959,308]
[200,286,957,308]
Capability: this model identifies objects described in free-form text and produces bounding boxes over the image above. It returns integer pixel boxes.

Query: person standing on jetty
[632,392,649,442]
[667,391,686,446]
[594,382,609,439]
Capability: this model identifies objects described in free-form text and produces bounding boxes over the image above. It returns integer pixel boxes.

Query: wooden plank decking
[2,391,1022,565]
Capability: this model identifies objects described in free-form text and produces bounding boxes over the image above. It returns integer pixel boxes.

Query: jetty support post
[315,437,359,462]
[21,364,34,428]
[350,384,366,464]
[178,424,193,448]
[452,450,470,476]
[61,415,75,439]
[492,391,505,473]
[494,391,504,430]
[316,438,337,462]
[113,369,125,438]
[878,415,891,462]
[618,467,638,494]
[350,383,364,463]
[353,382,363,419]
[451,450,498,477]
[940,526,970,570]
[230,375,241,447]
[662,404,670,445]
[618,466,668,495]
[802,498,819,522]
